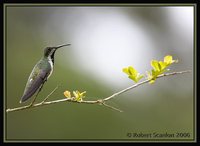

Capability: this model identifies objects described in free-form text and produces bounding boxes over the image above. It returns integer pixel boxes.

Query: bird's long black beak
[55,44,71,49]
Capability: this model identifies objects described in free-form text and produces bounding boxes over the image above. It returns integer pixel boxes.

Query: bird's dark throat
[50,52,55,65]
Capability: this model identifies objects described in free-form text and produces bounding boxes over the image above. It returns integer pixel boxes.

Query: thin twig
[6,70,191,113]
[41,85,59,104]
[101,102,123,112]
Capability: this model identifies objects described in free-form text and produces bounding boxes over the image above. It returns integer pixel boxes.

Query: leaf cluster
[64,90,86,101]
[123,55,178,84]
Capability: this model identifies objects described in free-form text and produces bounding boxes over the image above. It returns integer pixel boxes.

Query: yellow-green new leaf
[72,90,87,101]
[73,91,79,98]
[131,74,143,83]
[123,66,144,83]
[64,90,71,98]
[164,55,178,65]
[149,79,155,84]
[151,60,160,71]
[147,70,158,84]
[80,91,86,98]
[128,75,137,83]
[136,74,144,82]
[147,55,178,84]
[128,66,137,75]
[122,68,129,75]
[159,61,167,70]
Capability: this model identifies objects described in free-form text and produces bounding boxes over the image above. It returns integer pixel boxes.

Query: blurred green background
[5,5,194,141]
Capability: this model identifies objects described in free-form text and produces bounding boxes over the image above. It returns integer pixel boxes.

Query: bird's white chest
[48,59,54,79]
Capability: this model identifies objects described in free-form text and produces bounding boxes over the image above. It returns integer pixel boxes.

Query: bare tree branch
[6,70,191,113]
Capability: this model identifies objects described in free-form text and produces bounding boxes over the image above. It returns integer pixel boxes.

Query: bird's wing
[20,62,50,103]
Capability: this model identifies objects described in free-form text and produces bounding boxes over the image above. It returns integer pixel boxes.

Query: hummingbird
[20,44,71,105]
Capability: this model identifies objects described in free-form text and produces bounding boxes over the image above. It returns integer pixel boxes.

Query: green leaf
[122,68,129,75]
[73,91,78,98]
[151,60,160,71]
[129,66,137,75]
[147,55,178,84]
[164,55,173,65]
[64,90,86,101]
[80,91,86,98]
[158,62,162,71]
[149,79,155,84]
[128,75,137,82]
[72,90,87,101]
[147,71,152,79]
[164,55,178,65]
[151,69,156,76]
[76,97,82,102]
[123,66,144,83]
[137,74,144,82]
[146,71,155,84]
[159,61,167,70]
